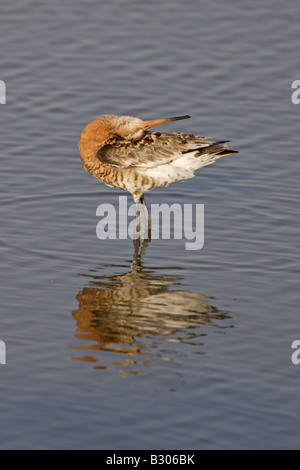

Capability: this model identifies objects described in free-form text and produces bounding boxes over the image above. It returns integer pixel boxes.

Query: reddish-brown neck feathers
[78,116,112,164]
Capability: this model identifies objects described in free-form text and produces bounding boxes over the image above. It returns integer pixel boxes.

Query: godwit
[78,114,238,236]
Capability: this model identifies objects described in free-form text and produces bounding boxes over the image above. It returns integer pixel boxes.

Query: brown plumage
[78,114,238,234]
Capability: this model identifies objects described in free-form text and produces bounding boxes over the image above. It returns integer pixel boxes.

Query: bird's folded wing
[96,132,214,169]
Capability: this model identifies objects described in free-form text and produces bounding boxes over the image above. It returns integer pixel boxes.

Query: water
[0,0,299,449]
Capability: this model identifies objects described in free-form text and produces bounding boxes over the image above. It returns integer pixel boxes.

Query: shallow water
[0,0,300,449]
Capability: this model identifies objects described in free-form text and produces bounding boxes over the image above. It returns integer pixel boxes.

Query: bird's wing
[96,131,220,169]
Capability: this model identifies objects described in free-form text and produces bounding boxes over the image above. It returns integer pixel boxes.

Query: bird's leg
[133,201,141,241]
[133,234,141,260]
[141,195,151,241]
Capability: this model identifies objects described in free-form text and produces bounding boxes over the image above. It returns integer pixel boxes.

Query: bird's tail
[193,141,238,168]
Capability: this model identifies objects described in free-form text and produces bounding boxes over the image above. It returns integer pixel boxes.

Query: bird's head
[112,114,191,141]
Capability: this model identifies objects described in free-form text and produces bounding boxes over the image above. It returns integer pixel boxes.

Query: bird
[78,114,238,237]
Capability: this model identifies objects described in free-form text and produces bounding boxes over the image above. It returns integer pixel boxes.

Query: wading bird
[78,114,238,238]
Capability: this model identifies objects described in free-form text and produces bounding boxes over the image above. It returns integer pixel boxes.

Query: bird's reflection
[71,240,231,372]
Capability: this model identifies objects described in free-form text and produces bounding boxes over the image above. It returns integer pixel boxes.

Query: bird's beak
[141,115,191,130]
